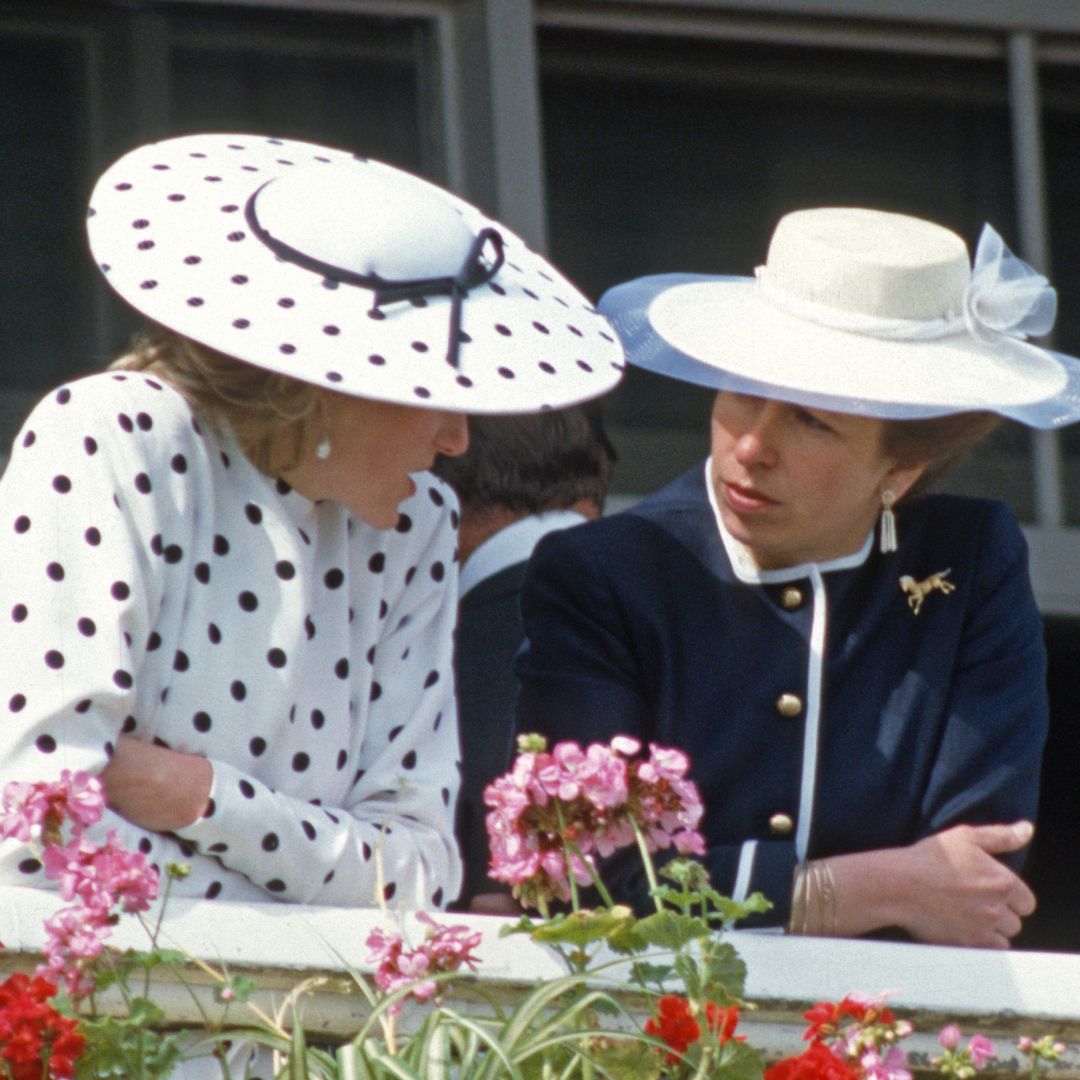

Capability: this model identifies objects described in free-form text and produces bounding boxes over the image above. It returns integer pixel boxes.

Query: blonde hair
[111,328,320,474]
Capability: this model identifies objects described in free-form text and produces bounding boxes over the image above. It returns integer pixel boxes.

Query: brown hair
[432,405,617,516]
[882,411,1002,499]
[110,327,320,475]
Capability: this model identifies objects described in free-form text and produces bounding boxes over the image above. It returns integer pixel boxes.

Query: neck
[457,499,599,564]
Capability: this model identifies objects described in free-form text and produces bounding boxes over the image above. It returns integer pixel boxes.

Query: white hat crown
[758,207,971,322]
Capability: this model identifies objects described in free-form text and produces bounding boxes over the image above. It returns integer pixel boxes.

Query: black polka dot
[368,553,385,573]
[118,413,134,433]
[136,412,153,431]
[495,324,512,336]
[9,694,26,712]
[171,454,188,473]
[266,879,286,893]
[335,658,349,679]
[337,750,348,770]
[292,752,310,772]
[52,475,72,494]
[36,734,57,753]
[113,669,133,689]
[146,631,162,652]
[77,617,96,637]
[208,842,228,854]
[414,387,431,399]
[382,882,396,901]
[301,821,316,841]
[388,725,404,742]
[111,581,130,600]
[164,544,183,564]
[275,560,295,580]
[174,650,190,672]
[238,591,258,612]
[441,788,451,806]
[402,750,418,770]
[205,882,223,900]
[44,650,64,670]
[304,616,316,640]
[11,604,27,623]
[134,473,152,494]
[424,670,440,688]
[74,700,91,714]
[432,887,444,906]
[231,680,247,701]
[311,709,325,730]
[262,833,279,852]
[233,318,250,329]
[46,562,64,582]
[213,535,230,556]
[267,648,287,669]
[239,780,255,799]
[370,682,382,702]
[19,858,42,875]
[244,503,263,524]
[324,568,344,590]
[431,561,445,582]
[250,737,266,756]
[56,387,72,404]
[122,716,137,733]
[13,515,30,534]
[539,361,556,374]
[208,622,222,644]
[195,562,211,584]
[193,711,212,733]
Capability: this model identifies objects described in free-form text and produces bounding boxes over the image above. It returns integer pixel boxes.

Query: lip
[722,480,778,512]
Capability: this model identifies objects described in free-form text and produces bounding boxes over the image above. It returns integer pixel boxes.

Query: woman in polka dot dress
[0,133,625,912]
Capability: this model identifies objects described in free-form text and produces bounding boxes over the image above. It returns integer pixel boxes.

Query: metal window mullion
[1007,31,1063,529]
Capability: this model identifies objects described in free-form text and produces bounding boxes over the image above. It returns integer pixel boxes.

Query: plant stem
[631,819,663,913]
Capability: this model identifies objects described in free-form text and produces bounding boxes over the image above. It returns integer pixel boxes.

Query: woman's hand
[828,821,1036,948]
[99,734,213,832]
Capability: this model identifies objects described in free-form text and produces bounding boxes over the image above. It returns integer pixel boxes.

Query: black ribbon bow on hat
[246,187,505,368]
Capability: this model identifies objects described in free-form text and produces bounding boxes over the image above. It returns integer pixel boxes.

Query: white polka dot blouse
[0,371,463,909]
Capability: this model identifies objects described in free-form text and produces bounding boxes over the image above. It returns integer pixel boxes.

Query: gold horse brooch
[899,569,955,615]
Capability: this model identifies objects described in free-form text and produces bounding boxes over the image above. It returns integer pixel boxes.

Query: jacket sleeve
[918,501,1048,871]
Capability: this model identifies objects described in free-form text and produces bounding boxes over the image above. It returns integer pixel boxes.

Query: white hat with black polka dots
[87,133,625,413]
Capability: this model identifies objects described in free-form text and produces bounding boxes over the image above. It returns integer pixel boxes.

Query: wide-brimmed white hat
[599,206,1080,427]
[87,133,624,413]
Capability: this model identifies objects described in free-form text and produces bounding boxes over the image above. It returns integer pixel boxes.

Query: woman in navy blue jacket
[515,207,1080,947]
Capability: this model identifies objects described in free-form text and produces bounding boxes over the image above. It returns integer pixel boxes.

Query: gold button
[781,587,803,610]
[775,693,803,718]
[769,813,794,836]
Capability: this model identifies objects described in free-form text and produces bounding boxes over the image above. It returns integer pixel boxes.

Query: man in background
[433,405,617,911]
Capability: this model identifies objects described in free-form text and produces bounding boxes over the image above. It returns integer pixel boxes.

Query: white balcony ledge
[1,887,1077,1076]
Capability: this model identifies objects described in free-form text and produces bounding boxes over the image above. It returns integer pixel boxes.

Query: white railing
[1,887,1078,1076]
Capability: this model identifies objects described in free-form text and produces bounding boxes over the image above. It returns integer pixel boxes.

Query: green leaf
[530,907,636,947]
[629,961,674,989]
[698,940,748,1000]
[587,1037,666,1080]
[633,910,711,950]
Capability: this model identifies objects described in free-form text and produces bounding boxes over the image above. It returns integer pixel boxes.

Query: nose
[434,411,469,457]
[732,402,780,469]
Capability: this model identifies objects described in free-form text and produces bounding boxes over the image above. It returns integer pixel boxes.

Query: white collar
[703,457,873,584]
[459,510,589,598]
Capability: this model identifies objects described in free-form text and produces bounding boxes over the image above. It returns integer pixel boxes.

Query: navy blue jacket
[515,463,1048,927]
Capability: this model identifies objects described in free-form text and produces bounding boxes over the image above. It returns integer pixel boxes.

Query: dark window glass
[1042,62,1080,525]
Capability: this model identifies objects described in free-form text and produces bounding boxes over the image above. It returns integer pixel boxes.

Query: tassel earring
[879,489,897,553]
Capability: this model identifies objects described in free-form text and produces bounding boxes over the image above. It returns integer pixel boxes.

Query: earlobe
[885,463,926,503]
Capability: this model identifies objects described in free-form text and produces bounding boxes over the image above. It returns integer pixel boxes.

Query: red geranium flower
[645,995,702,1061]
[705,1002,743,1044]
[803,996,895,1042]
[0,972,84,1079]
[766,1040,863,1080]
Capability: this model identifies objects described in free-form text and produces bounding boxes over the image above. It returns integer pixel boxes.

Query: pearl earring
[316,432,331,461]
[879,489,897,553]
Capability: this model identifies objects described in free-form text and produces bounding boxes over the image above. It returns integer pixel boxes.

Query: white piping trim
[794,567,828,863]
[732,839,757,903]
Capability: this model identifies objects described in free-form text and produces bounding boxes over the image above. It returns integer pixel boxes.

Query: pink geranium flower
[365,914,482,1014]
[0,772,105,846]
[484,734,706,911]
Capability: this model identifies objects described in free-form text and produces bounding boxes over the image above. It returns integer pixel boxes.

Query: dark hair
[882,411,1002,499]
[111,327,319,475]
[432,405,617,515]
